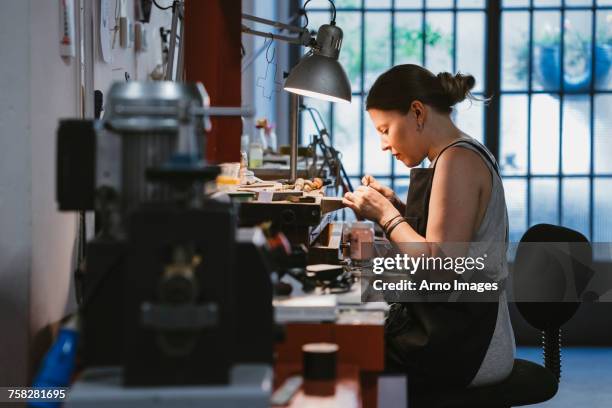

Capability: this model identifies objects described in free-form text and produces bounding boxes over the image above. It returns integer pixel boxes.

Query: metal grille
[500,0,612,242]
[297,0,612,242]
[121,132,177,212]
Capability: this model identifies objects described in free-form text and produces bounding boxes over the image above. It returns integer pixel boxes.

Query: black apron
[384,139,503,393]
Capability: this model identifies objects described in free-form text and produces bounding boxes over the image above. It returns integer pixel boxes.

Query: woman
[342,64,515,394]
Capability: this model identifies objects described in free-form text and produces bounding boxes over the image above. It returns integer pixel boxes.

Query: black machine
[57,81,278,386]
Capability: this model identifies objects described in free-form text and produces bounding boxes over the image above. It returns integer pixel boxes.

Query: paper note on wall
[60,0,75,57]
[99,0,113,63]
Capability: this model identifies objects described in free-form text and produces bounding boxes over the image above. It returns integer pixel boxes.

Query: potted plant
[514,21,612,92]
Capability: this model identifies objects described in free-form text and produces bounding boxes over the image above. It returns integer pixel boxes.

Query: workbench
[273,273,388,408]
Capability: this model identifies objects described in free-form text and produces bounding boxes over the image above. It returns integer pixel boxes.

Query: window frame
[296,0,612,241]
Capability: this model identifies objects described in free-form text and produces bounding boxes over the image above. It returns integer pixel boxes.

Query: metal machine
[57,81,277,387]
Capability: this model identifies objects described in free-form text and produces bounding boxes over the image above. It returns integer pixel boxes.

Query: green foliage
[337,21,452,86]
[395,23,452,62]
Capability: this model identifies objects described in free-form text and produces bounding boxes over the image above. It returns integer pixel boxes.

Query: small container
[302,342,338,396]
[248,142,263,168]
[216,162,241,192]
[348,221,375,266]
[302,343,338,380]
[219,162,240,179]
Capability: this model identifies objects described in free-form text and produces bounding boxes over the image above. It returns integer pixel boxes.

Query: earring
[417,123,423,132]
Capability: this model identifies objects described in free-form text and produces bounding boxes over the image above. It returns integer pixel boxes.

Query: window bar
[452,0,458,74]
[308,7,490,13]
[502,174,612,179]
[329,103,335,146]
[485,0,501,159]
[558,2,566,227]
[526,0,534,228]
[359,0,366,181]
[390,0,397,191]
[588,2,597,240]
[500,89,612,94]
[421,2,427,68]
[421,1,427,169]
[332,173,612,179]
[493,5,610,12]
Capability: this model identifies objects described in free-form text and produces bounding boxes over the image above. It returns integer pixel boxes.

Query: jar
[248,142,263,168]
[348,221,375,266]
[216,162,241,192]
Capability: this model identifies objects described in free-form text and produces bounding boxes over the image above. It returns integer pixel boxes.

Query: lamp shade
[284,53,352,103]
[284,23,352,103]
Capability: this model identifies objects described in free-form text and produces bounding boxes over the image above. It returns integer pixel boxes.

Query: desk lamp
[242,0,351,181]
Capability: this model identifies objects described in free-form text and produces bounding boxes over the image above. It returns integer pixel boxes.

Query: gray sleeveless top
[431,135,516,386]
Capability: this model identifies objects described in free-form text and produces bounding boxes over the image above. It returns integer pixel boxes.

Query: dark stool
[415,224,593,407]
[414,359,558,408]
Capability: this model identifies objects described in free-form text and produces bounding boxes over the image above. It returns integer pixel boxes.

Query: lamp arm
[241,25,305,46]
[242,13,304,34]
[241,11,303,72]
[241,14,313,47]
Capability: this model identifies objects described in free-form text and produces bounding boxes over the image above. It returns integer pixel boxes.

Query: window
[298,0,612,244]
[300,0,487,206]
[500,0,612,244]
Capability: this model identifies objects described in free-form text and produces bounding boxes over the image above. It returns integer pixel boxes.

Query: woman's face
[367,108,428,167]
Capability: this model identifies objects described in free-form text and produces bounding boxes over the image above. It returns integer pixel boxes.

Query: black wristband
[382,214,402,231]
[385,217,406,237]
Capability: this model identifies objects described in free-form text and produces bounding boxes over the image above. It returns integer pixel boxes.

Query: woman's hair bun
[437,72,476,106]
[366,64,482,114]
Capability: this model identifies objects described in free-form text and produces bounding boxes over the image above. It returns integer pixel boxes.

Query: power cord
[152,0,173,11]
[302,0,337,29]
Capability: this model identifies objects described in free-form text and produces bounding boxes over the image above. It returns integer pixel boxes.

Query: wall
[0,0,33,389]
[0,0,82,386]
[93,0,173,93]
[242,0,293,146]
[0,0,175,387]
[28,0,81,380]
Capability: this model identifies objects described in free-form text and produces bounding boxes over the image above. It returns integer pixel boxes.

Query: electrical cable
[302,0,311,29]
[152,0,173,11]
[328,0,336,24]
[300,104,354,192]
[302,0,336,29]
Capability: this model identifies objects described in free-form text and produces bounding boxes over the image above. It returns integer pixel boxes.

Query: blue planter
[536,44,612,92]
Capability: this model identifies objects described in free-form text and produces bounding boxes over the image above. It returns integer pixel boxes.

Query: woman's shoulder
[437,135,497,178]
[432,139,493,199]
[437,140,491,177]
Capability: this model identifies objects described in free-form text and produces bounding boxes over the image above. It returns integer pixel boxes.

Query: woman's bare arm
[387,147,490,257]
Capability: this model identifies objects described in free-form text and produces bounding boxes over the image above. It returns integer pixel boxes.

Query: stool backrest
[514,224,593,330]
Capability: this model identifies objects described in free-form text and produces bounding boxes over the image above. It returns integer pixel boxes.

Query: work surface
[273,271,388,324]
[273,364,362,408]
[273,272,388,408]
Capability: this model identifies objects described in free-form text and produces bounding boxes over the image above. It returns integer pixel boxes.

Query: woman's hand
[362,175,405,213]
[343,185,401,225]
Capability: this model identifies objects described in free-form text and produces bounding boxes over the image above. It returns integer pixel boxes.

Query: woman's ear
[410,100,426,131]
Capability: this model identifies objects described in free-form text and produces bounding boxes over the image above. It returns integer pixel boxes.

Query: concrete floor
[516,347,612,408]
[377,347,612,408]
